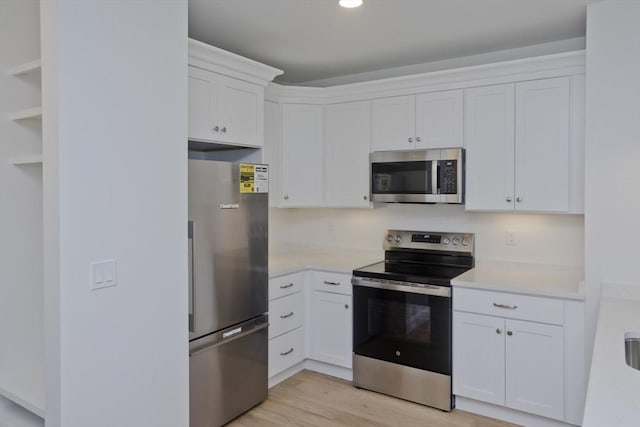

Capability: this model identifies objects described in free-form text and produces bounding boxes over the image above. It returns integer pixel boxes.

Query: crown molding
[188,38,283,86]
[265,50,585,105]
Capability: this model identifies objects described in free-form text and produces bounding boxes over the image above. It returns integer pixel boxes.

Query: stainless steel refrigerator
[188,159,268,427]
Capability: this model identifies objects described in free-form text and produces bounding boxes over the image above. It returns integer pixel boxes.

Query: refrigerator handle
[188,220,195,332]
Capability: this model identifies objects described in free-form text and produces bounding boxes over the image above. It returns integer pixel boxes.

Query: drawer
[269,291,304,339]
[313,271,352,295]
[268,327,304,377]
[453,287,564,326]
[269,271,305,301]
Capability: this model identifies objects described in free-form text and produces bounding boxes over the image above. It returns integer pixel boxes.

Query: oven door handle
[351,277,451,298]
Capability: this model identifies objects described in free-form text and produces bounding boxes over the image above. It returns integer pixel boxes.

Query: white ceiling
[188,0,587,86]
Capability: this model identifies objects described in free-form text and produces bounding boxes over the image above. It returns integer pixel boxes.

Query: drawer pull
[280,283,294,289]
[280,348,294,356]
[323,280,340,286]
[280,311,294,319]
[493,302,518,310]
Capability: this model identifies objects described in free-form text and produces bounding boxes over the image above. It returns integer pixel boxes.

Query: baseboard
[304,359,353,381]
[268,358,352,389]
[455,397,578,427]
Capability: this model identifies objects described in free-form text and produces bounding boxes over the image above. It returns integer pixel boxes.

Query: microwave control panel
[439,160,458,194]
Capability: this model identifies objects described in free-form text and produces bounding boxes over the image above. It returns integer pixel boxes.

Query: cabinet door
[371,95,415,151]
[325,101,371,207]
[415,89,463,149]
[188,67,215,142]
[464,84,516,211]
[505,319,564,420]
[263,101,280,207]
[280,104,324,207]
[311,291,352,368]
[453,312,505,406]
[515,77,570,212]
[217,75,263,147]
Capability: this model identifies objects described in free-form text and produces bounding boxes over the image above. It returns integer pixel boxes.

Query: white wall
[584,0,640,360]
[0,0,44,424]
[271,206,585,267]
[41,2,189,426]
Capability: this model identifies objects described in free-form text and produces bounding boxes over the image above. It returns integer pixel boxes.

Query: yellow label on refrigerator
[239,163,269,193]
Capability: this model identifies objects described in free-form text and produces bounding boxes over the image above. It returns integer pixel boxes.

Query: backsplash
[270,204,584,267]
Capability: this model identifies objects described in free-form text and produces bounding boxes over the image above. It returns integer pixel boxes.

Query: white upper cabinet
[465,77,574,212]
[415,90,464,149]
[514,77,570,212]
[372,89,463,151]
[187,39,282,148]
[464,84,516,211]
[371,95,415,151]
[263,101,280,207]
[325,101,371,207]
[280,104,324,207]
[188,66,263,147]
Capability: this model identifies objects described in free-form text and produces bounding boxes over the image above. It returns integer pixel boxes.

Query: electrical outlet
[506,229,517,246]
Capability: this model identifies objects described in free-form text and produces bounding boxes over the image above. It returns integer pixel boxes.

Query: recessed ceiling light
[339,0,363,8]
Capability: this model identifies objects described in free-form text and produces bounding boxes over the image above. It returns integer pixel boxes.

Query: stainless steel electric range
[351,230,475,411]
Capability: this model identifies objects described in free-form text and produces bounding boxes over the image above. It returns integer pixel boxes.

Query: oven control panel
[384,230,474,254]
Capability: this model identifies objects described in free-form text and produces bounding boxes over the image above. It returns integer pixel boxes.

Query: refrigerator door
[189,315,268,427]
[188,159,268,340]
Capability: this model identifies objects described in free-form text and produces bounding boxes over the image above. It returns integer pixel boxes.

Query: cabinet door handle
[363,195,367,200]
[416,136,422,142]
[221,126,227,133]
[284,195,289,200]
[496,328,502,334]
[507,331,513,336]
[345,304,349,309]
[280,312,294,319]
[212,126,219,132]
[506,196,513,203]
[408,137,414,143]
[280,348,294,356]
[323,280,340,286]
[516,197,522,203]
[280,283,294,289]
[493,303,518,310]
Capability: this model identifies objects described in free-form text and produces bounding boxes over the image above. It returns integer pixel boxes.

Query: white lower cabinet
[453,312,564,420]
[453,287,578,424]
[268,272,306,377]
[505,319,564,419]
[268,327,304,378]
[310,290,352,368]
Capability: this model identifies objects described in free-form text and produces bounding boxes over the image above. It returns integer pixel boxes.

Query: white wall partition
[584,0,640,363]
[41,2,189,426]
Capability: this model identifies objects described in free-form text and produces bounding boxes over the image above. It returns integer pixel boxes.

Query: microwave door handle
[432,160,439,195]
[188,220,195,332]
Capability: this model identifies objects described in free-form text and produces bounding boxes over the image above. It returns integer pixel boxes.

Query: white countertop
[269,246,381,277]
[583,284,640,427]
[451,260,584,299]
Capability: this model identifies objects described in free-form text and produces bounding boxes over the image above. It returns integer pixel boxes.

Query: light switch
[90,259,117,290]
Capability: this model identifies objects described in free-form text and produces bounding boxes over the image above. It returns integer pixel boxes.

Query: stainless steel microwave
[370,148,464,204]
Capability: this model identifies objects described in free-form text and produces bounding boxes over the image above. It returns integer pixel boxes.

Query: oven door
[352,279,451,375]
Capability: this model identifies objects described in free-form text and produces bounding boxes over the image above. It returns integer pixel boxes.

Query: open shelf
[9,106,42,121]
[7,59,41,77]
[10,154,43,165]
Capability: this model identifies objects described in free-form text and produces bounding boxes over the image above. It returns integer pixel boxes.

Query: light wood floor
[229,370,519,427]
